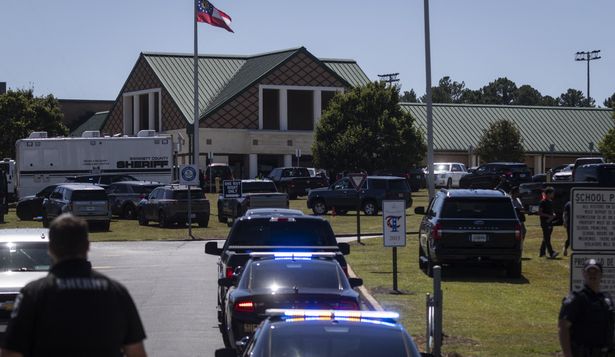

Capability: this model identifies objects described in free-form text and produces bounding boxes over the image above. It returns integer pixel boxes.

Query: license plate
[243,323,259,333]
[471,234,487,242]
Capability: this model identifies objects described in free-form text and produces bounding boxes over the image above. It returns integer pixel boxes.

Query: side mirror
[236,335,250,353]
[218,277,235,287]
[349,277,363,288]
[414,207,426,215]
[205,241,222,256]
[338,242,350,255]
[214,348,237,357]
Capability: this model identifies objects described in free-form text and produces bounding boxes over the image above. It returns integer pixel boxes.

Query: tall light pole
[575,50,601,106]
[424,0,435,200]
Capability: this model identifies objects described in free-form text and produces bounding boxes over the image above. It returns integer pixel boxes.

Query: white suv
[433,162,468,188]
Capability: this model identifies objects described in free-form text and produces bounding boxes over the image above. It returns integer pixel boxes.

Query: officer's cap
[583,258,603,273]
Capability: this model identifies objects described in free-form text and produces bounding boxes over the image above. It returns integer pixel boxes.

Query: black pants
[540,224,554,256]
[564,226,570,250]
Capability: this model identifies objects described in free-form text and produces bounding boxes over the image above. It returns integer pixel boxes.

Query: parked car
[16,184,59,220]
[65,173,138,188]
[42,184,111,231]
[219,253,362,348]
[571,157,605,179]
[551,164,574,182]
[0,229,52,337]
[107,181,164,219]
[307,176,412,216]
[458,162,532,190]
[202,163,234,192]
[216,309,423,357]
[217,180,288,224]
[372,168,425,192]
[137,184,210,228]
[432,162,468,188]
[415,189,524,278]
[266,167,328,199]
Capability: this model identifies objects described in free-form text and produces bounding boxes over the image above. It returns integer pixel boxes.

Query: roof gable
[402,103,614,154]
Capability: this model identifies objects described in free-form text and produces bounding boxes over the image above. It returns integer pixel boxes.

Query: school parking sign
[383,200,406,247]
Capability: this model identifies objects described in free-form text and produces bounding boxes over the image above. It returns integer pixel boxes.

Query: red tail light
[432,223,442,240]
[515,223,522,240]
[225,266,234,278]
[234,300,255,313]
[336,300,359,310]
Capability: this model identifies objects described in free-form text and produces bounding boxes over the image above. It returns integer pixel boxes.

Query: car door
[472,165,496,188]
[143,188,161,219]
[46,188,64,219]
[451,164,464,186]
[328,178,359,209]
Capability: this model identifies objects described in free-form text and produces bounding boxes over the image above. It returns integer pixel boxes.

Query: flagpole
[193,0,200,167]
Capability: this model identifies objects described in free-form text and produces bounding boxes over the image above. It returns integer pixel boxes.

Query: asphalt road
[89,240,226,357]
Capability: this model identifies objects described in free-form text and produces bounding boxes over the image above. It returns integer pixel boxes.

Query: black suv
[307,176,412,216]
[42,184,111,231]
[137,185,210,228]
[415,189,523,278]
[107,181,164,219]
[459,162,531,190]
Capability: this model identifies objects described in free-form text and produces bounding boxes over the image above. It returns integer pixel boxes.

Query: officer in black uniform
[559,259,615,357]
[1,214,147,357]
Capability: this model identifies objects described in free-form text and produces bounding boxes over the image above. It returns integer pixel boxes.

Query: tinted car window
[0,242,52,272]
[441,198,516,219]
[370,179,386,190]
[71,190,107,201]
[133,185,160,194]
[209,166,232,178]
[506,164,529,172]
[282,168,310,177]
[172,190,204,200]
[270,325,413,357]
[247,260,341,289]
[388,179,410,191]
[228,219,337,246]
[242,181,277,193]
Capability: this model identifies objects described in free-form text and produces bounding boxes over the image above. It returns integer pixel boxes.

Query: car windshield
[228,219,337,247]
[388,179,410,191]
[0,242,51,272]
[434,164,451,171]
[210,166,231,178]
[268,324,417,357]
[248,260,341,289]
[71,190,108,201]
[282,168,310,177]
[243,182,278,193]
[441,198,516,219]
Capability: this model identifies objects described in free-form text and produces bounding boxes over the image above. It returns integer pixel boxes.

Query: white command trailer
[16,130,174,199]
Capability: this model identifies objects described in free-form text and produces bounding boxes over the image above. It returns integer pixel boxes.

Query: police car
[0,229,52,335]
[219,252,363,349]
[216,309,424,357]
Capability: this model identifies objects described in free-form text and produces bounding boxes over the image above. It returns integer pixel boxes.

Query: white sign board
[571,188,615,251]
[383,200,406,247]
[179,164,199,186]
[223,180,242,198]
[570,253,615,296]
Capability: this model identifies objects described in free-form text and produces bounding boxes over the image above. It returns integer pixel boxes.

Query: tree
[558,88,593,107]
[420,76,466,103]
[603,93,615,108]
[475,119,525,162]
[0,89,67,159]
[515,85,542,106]
[459,89,483,104]
[481,77,518,105]
[598,127,615,162]
[400,89,418,103]
[312,82,426,174]
[540,95,559,106]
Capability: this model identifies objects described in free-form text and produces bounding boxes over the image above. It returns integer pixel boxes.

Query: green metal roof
[143,48,370,124]
[402,103,614,154]
[70,111,109,137]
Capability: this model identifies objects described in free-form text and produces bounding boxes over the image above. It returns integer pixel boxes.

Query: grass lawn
[1,190,570,356]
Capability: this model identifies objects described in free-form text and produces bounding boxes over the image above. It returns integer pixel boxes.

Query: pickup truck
[519,163,615,225]
[266,167,328,199]
[204,214,350,323]
[217,179,288,224]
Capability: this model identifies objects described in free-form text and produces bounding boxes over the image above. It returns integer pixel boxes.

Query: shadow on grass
[434,265,530,284]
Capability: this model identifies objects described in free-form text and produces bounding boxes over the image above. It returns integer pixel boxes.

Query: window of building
[262,89,279,130]
[122,89,162,135]
[321,91,336,113]
[287,90,313,130]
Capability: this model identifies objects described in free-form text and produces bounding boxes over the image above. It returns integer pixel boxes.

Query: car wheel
[199,215,209,228]
[312,199,327,215]
[42,215,50,228]
[101,220,110,232]
[507,260,522,278]
[362,200,378,216]
[217,213,227,223]
[122,204,136,220]
[159,211,169,228]
[446,178,453,189]
[138,211,148,226]
[220,317,232,348]
[17,207,32,221]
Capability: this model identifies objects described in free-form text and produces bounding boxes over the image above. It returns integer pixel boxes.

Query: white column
[249,154,258,178]
[148,92,155,131]
[533,155,542,174]
[133,96,140,133]
[313,90,321,128]
[122,95,132,135]
[280,89,288,130]
[284,154,292,167]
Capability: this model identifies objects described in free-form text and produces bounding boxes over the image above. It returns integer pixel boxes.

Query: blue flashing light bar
[249,252,336,259]
[266,309,399,322]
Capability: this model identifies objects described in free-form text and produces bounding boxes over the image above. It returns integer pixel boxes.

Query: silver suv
[42,184,111,231]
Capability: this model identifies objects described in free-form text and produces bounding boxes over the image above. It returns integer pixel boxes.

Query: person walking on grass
[538,187,558,259]
[563,201,571,256]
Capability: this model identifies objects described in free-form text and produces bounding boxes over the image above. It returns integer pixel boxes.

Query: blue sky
[1,0,614,106]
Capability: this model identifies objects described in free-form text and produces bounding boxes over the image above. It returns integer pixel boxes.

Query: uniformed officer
[559,259,615,357]
[0,214,147,357]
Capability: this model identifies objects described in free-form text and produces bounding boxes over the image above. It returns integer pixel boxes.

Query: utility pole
[424,0,435,200]
[378,73,400,86]
[575,50,601,106]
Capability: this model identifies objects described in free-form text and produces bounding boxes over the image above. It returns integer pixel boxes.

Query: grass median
[2,190,570,356]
